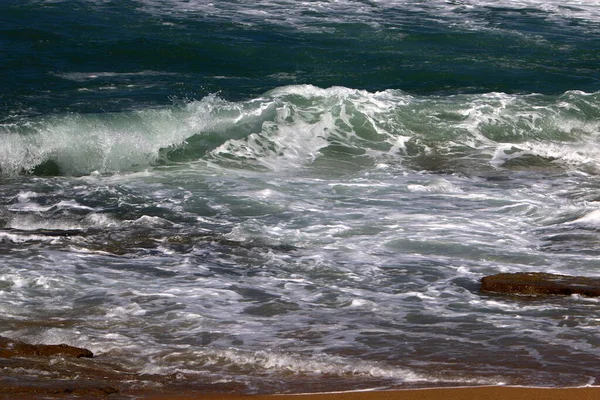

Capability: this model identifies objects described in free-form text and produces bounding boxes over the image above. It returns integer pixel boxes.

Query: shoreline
[142,386,600,400]
[144,386,600,400]
[3,378,600,399]
[2,338,599,400]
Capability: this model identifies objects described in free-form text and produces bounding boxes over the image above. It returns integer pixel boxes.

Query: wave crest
[2,86,600,177]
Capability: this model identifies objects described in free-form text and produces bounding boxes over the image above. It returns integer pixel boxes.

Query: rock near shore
[0,336,93,359]
[480,272,600,297]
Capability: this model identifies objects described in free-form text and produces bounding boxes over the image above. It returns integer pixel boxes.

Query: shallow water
[1,0,600,393]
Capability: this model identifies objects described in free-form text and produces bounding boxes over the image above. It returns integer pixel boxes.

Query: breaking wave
[1,85,599,177]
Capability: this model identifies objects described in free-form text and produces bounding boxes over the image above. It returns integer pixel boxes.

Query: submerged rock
[480,272,600,297]
[0,336,93,359]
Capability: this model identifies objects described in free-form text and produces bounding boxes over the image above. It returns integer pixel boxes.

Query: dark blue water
[1,0,600,395]
[2,0,599,119]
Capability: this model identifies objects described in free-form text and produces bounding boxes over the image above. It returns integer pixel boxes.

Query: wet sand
[146,387,600,400]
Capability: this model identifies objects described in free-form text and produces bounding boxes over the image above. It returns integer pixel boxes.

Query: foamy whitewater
[1,0,600,394]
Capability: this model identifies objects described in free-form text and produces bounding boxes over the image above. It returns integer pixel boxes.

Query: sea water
[1,0,600,393]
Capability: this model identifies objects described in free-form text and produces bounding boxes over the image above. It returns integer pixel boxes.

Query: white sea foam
[135,0,600,33]
[0,94,251,176]
[0,231,58,244]
[176,348,508,385]
[567,209,600,225]
[407,179,463,193]
[211,106,330,171]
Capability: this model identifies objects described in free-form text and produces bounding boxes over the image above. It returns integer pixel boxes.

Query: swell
[1,86,599,177]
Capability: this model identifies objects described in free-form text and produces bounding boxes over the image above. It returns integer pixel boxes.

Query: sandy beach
[3,382,600,400]
[145,387,600,400]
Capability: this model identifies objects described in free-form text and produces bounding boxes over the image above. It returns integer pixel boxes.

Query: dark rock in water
[0,336,93,358]
[480,272,600,297]
[0,382,119,397]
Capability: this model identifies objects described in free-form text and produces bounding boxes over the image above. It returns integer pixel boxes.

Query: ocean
[1,0,600,394]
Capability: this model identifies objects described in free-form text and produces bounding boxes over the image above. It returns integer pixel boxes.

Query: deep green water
[2,0,599,119]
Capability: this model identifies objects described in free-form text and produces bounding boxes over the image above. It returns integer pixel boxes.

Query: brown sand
[145,387,600,400]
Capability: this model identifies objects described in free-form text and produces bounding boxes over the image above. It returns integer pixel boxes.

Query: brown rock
[0,336,93,359]
[0,383,119,397]
[480,272,600,297]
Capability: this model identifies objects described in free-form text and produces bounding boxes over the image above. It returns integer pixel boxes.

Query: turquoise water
[1,0,600,394]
